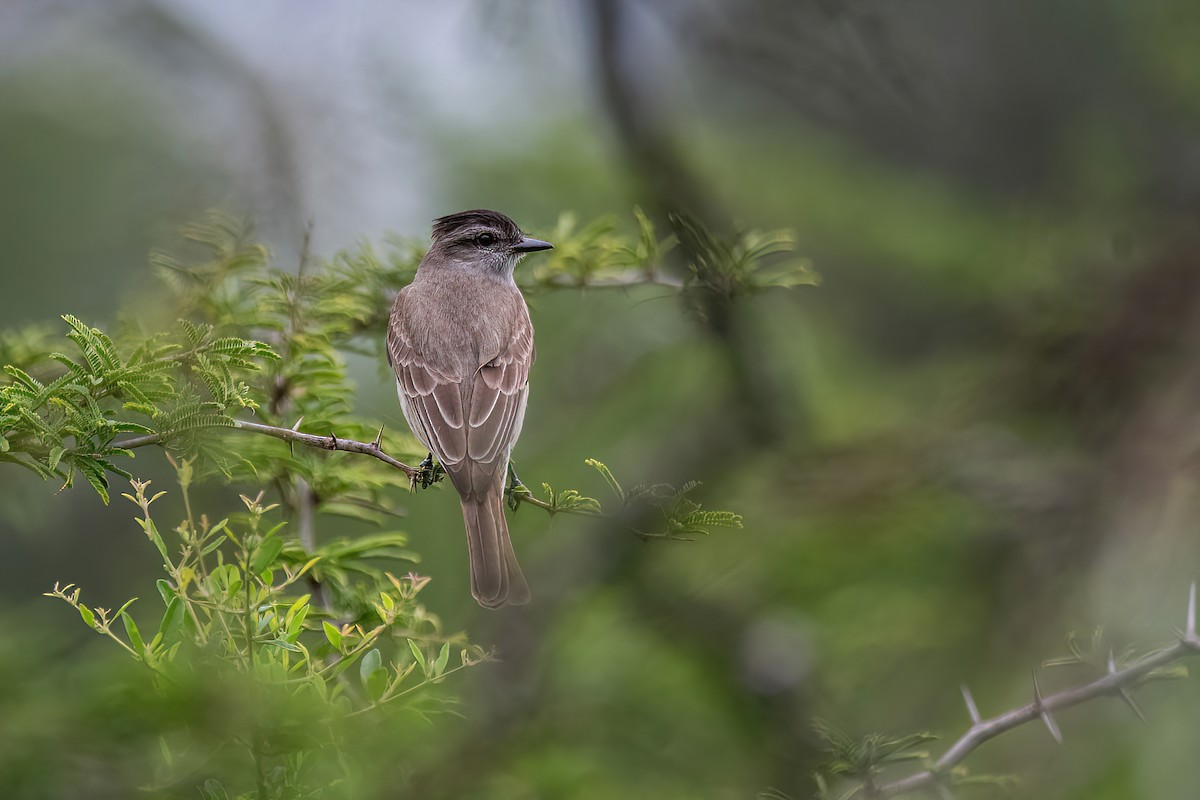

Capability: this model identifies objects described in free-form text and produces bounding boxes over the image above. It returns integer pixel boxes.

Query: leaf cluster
[46,463,482,797]
[670,212,819,299]
[517,206,815,295]
[0,313,276,502]
[526,458,744,540]
[4,208,784,798]
[812,720,937,798]
[3,210,770,533]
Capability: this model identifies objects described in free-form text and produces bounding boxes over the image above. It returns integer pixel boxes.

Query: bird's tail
[460,489,530,608]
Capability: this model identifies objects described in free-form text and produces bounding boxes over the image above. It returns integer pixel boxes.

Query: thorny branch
[116,419,418,479]
[115,419,682,536]
[869,583,1200,798]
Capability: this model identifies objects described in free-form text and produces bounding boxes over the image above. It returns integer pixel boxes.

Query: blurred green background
[4,1,1200,798]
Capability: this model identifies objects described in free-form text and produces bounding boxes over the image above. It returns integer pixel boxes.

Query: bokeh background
[4,1,1200,798]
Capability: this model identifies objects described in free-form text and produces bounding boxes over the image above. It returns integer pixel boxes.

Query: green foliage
[524,458,743,540]
[0,208,786,799]
[812,720,937,797]
[0,211,816,800]
[1,209,789,522]
[1043,627,1189,682]
[520,206,811,293]
[0,311,276,502]
[670,212,819,300]
[45,463,481,798]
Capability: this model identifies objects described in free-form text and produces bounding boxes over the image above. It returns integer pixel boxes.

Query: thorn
[291,416,304,431]
[1033,671,1063,744]
[329,431,338,450]
[961,684,981,725]
[1117,688,1146,722]
[372,425,385,450]
[1188,581,1196,638]
[1107,648,1146,720]
[1040,705,1063,744]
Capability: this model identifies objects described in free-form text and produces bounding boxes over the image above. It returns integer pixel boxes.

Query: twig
[116,421,686,535]
[117,421,634,525]
[506,488,662,540]
[116,419,419,480]
[875,583,1200,797]
[529,270,684,291]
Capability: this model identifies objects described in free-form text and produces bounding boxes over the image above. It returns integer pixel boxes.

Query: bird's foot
[504,462,530,512]
[412,453,444,490]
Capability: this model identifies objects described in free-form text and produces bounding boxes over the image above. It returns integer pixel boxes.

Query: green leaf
[359,647,387,700]
[285,593,310,621]
[365,667,389,701]
[322,621,343,651]
[584,458,624,500]
[250,535,284,574]
[75,457,111,504]
[155,579,174,606]
[286,603,310,643]
[121,612,145,657]
[433,642,450,678]
[156,597,184,646]
[360,648,382,684]
[78,604,95,628]
[407,639,427,677]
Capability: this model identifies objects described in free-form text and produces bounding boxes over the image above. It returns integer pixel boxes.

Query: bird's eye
[475,232,495,247]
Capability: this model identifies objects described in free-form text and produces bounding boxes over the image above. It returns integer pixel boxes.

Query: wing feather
[388,288,533,478]
[388,293,467,465]
[462,313,533,467]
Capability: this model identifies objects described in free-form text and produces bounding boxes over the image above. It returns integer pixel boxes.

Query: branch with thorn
[112,418,737,540]
[865,582,1200,798]
[116,419,420,481]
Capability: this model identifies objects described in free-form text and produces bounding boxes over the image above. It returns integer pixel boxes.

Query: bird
[386,209,552,608]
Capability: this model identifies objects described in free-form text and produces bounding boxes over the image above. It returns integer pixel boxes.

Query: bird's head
[425,209,553,280]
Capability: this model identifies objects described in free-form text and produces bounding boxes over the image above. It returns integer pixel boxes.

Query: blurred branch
[586,0,718,220]
[535,269,684,290]
[851,583,1200,798]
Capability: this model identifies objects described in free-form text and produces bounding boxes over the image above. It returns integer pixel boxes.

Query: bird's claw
[504,462,530,512]
[412,453,444,490]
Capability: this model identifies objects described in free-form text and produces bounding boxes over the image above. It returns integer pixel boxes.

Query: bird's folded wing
[388,301,534,484]
[387,315,467,466]
[466,314,533,471]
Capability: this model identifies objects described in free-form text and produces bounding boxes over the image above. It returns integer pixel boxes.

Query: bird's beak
[513,236,553,253]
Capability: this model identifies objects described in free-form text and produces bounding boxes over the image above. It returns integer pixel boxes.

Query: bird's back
[392,268,528,381]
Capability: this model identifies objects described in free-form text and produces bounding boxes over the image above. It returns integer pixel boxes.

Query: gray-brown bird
[386,210,552,608]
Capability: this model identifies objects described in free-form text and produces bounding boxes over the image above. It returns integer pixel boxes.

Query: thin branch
[876,586,1200,797]
[116,419,419,480]
[527,270,685,291]
[116,420,695,537]
[118,421,656,529]
[506,489,660,540]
